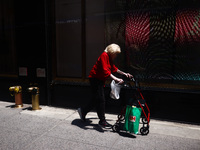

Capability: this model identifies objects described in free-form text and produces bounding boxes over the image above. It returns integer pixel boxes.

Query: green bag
[124,105,142,134]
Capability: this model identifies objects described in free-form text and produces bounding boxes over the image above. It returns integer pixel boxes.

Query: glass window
[85,0,106,77]
[104,0,200,85]
[55,0,200,86]
[55,0,82,77]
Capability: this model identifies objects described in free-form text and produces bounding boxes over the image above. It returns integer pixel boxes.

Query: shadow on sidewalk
[5,105,17,108]
[118,131,137,138]
[111,122,137,138]
[5,105,33,111]
[71,118,137,138]
[71,118,109,133]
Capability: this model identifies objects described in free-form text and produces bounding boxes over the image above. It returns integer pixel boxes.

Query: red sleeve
[111,64,118,73]
[99,53,112,78]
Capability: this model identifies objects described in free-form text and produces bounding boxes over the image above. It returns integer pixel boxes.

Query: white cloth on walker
[110,80,122,100]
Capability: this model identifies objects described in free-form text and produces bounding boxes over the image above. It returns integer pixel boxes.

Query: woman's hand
[117,69,133,79]
[125,73,133,79]
[110,74,124,84]
[115,78,124,84]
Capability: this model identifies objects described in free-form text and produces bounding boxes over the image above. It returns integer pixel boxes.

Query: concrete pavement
[0,100,200,150]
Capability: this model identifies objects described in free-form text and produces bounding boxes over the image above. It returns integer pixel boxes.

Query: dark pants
[82,78,106,121]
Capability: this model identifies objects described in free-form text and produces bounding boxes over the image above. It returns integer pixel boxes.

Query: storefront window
[55,0,82,77]
[55,0,200,86]
[105,0,200,85]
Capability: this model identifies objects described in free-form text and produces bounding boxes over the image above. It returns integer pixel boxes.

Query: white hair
[104,43,121,55]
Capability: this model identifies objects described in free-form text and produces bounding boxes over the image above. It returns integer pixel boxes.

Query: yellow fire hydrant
[9,86,23,108]
[28,87,41,110]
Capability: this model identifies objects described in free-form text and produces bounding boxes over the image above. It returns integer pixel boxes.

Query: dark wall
[51,83,200,124]
[14,0,47,104]
[144,90,200,123]
[0,1,48,105]
[15,0,46,75]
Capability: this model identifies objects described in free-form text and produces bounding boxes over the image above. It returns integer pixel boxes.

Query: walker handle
[130,77,139,88]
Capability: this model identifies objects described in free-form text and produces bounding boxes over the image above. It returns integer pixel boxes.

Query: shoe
[98,120,112,128]
[78,108,85,121]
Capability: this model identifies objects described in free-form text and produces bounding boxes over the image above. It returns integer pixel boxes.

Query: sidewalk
[0,101,200,150]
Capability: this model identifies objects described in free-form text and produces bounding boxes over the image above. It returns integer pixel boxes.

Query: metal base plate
[32,107,42,111]
[15,104,23,108]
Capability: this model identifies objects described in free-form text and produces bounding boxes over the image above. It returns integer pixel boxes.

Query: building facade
[1,0,200,123]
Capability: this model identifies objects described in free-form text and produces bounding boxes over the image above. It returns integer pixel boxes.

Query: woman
[78,43,133,128]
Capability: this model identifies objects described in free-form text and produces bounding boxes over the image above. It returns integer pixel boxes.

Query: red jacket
[89,52,118,82]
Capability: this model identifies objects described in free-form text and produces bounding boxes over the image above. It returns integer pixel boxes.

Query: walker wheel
[112,124,120,133]
[142,117,149,124]
[140,127,149,135]
[118,114,125,121]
